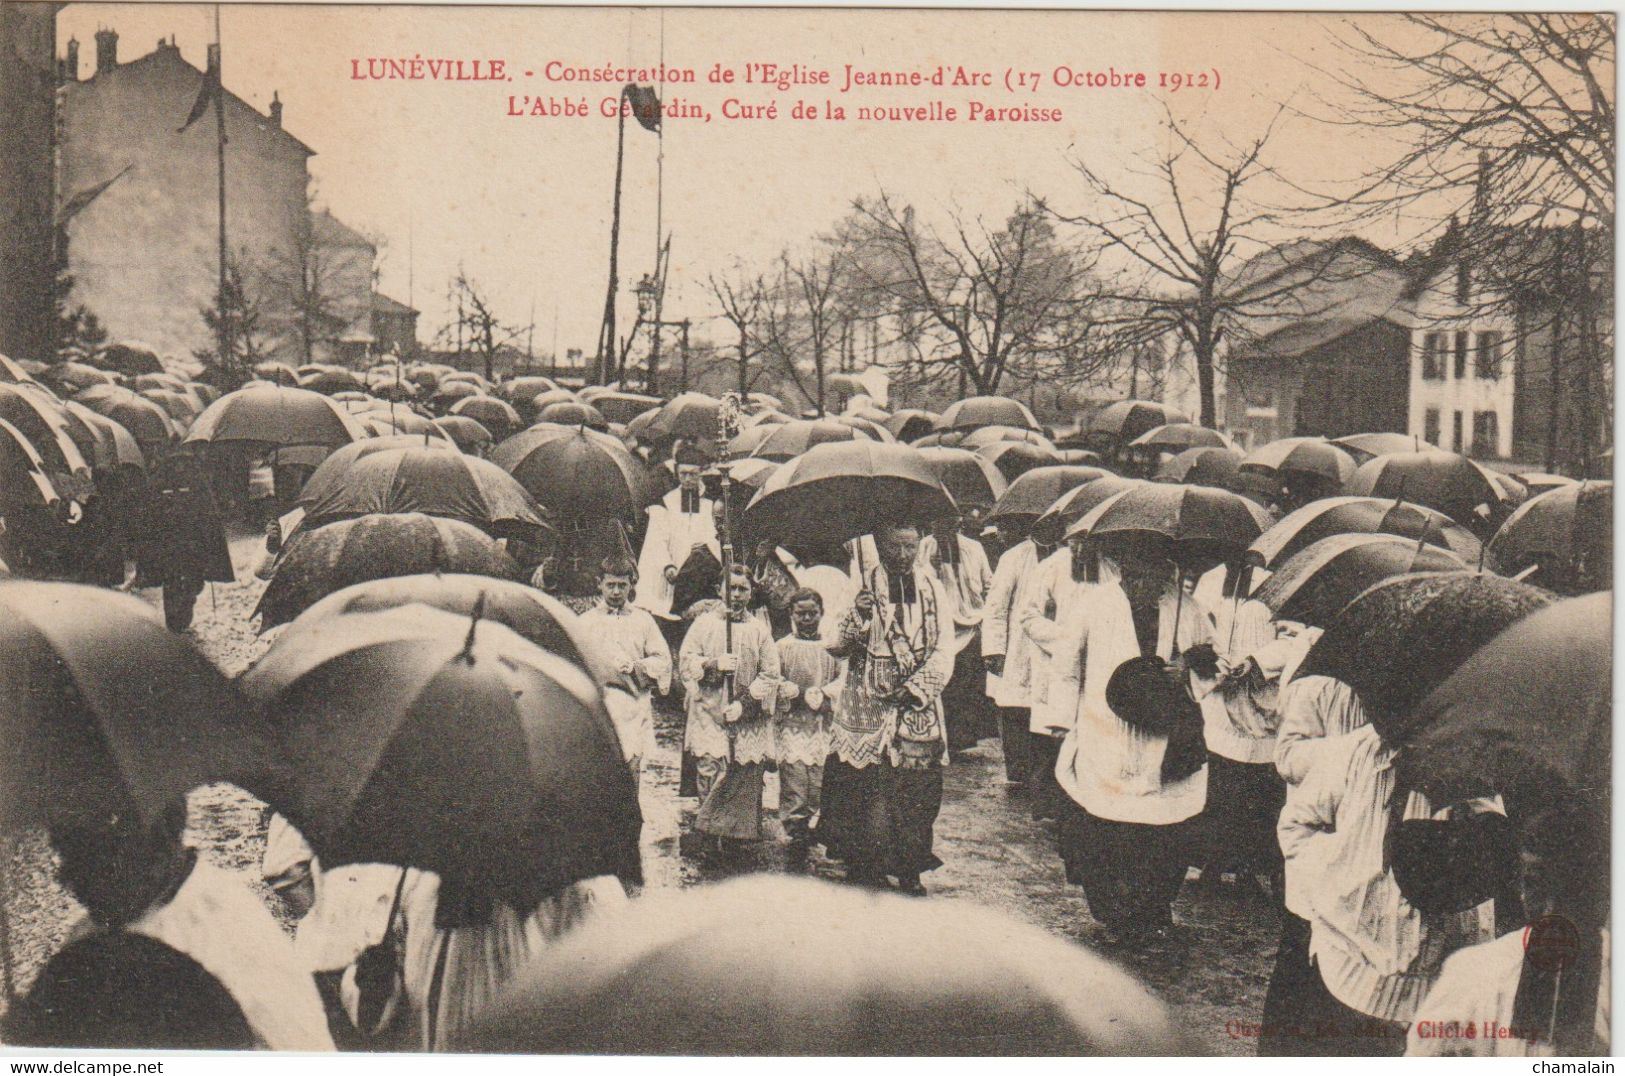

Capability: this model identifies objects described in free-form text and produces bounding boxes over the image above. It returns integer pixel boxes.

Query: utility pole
[679,318,690,394]
[211,8,230,370]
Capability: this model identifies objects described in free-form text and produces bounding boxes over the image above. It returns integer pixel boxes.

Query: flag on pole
[178,43,222,132]
[55,165,132,226]
[623,83,662,132]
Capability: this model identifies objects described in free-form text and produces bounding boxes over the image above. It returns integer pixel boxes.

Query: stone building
[0,1,59,362]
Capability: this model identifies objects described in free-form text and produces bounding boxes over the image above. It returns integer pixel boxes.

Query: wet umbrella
[1129,423,1235,453]
[501,376,561,405]
[1249,495,1482,568]
[296,434,459,503]
[450,394,523,439]
[292,574,619,688]
[741,440,953,549]
[139,388,200,424]
[1345,450,1506,529]
[187,385,367,449]
[1043,475,1141,534]
[0,580,268,834]
[1515,472,1579,496]
[493,423,653,522]
[1252,533,1468,628]
[1291,572,1555,737]
[368,378,418,402]
[330,390,375,404]
[522,388,581,416]
[829,414,894,442]
[361,407,448,440]
[186,382,220,406]
[429,380,482,411]
[0,383,94,481]
[298,446,552,541]
[91,342,164,376]
[0,355,39,386]
[42,362,118,394]
[749,419,861,462]
[977,440,1062,483]
[743,409,793,428]
[440,370,492,391]
[132,372,187,393]
[1487,481,1612,594]
[243,604,640,914]
[1069,482,1274,570]
[745,391,785,413]
[988,466,1114,524]
[251,361,300,387]
[1329,431,1421,462]
[60,401,144,473]
[535,400,609,432]
[589,391,663,425]
[1241,436,1356,485]
[1084,399,1189,446]
[725,423,777,460]
[297,368,366,395]
[1056,448,1105,467]
[0,417,65,510]
[74,385,176,449]
[938,395,1040,432]
[432,415,494,453]
[917,446,1008,511]
[916,425,1055,451]
[624,406,664,445]
[255,512,521,628]
[1396,592,1609,813]
[1156,446,1241,486]
[885,408,939,443]
[645,392,723,442]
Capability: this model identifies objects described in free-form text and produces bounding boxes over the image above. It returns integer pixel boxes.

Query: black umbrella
[361,407,449,441]
[90,343,164,377]
[297,434,459,502]
[1329,431,1420,463]
[978,440,1063,482]
[1241,436,1356,485]
[1248,495,1483,568]
[299,368,366,395]
[917,446,1008,511]
[1156,446,1241,486]
[885,409,939,443]
[1084,399,1189,446]
[1344,450,1505,529]
[243,604,640,917]
[742,440,953,549]
[252,361,300,387]
[1397,592,1609,811]
[0,383,94,480]
[1044,475,1142,534]
[61,401,146,473]
[0,580,268,833]
[1291,572,1555,740]
[451,394,523,438]
[429,380,482,411]
[432,415,494,453]
[255,513,521,628]
[645,392,723,442]
[0,417,65,511]
[1069,482,1273,570]
[1487,481,1612,595]
[298,446,552,541]
[749,419,861,462]
[988,465,1111,522]
[589,391,664,425]
[187,385,368,448]
[74,385,176,450]
[1252,533,1468,628]
[1129,423,1235,453]
[916,425,1055,452]
[492,424,653,522]
[938,396,1040,432]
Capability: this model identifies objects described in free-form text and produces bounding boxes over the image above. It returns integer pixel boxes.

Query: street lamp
[635,274,656,320]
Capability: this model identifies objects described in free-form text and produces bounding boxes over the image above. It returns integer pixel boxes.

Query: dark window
[1420,333,1444,380]
[1472,410,1500,457]
[1476,331,1502,380]
[1453,331,1469,380]
[1424,408,1441,446]
[1456,262,1471,304]
[1452,411,1464,452]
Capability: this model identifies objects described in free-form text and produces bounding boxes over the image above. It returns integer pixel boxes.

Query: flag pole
[596,87,630,386]
[649,10,666,395]
[212,5,230,372]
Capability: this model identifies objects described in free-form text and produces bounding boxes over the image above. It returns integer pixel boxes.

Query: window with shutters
[1420,333,1444,380]
[1453,331,1469,380]
[1475,331,1502,380]
[1452,411,1464,452]
[1472,410,1500,457]
[1424,408,1441,447]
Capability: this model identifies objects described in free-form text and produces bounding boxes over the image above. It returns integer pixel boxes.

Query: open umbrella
[139,388,200,424]
[243,604,640,914]
[938,396,1040,432]
[1329,431,1421,462]
[74,385,176,449]
[988,465,1111,523]
[432,415,494,453]
[187,385,367,448]
[298,446,552,541]
[292,574,619,688]
[501,376,561,405]
[1487,481,1612,594]
[917,446,1008,511]
[917,425,1055,452]
[330,391,376,405]
[1156,446,1241,486]
[645,392,723,442]
[451,394,522,438]
[1252,533,1468,628]
[132,372,187,393]
[296,433,459,503]
[90,342,164,377]
[1250,495,1483,568]
[0,580,268,833]
[745,391,785,413]
[828,414,894,443]
[1291,572,1555,737]
[0,383,93,478]
[535,400,609,431]
[521,388,581,415]
[1397,592,1608,813]
[1345,450,1504,528]
[1042,475,1141,534]
[440,370,492,391]
[1069,482,1273,570]
[429,380,482,411]
[749,419,861,462]
[1241,436,1356,485]
[977,440,1064,483]
[298,368,367,395]
[743,409,793,429]
[1084,399,1189,446]
[589,391,664,425]
[492,423,653,522]
[251,361,300,387]
[0,417,65,510]
[885,409,940,443]
[1514,472,1579,496]
[361,407,449,441]
[741,440,953,549]
[254,513,521,628]
[42,362,118,395]
[1056,448,1106,467]
[725,423,777,460]
[61,401,145,473]
[1129,423,1235,453]
[0,355,40,386]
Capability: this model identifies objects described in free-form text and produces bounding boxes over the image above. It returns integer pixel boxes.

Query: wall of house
[59,44,309,366]
[0,2,58,361]
[1407,270,1517,458]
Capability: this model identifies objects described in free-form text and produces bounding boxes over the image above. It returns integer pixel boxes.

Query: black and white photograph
[0,2,1613,1060]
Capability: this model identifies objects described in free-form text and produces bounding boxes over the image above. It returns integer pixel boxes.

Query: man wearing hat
[635,440,720,632]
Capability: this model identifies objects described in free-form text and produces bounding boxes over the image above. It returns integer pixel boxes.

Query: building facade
[0,1,59,362]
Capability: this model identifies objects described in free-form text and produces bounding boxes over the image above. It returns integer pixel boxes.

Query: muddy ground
[4,529,1275,1055]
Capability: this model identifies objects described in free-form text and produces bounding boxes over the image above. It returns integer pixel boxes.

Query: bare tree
[707,267,767,397]
[751,248,852,416]
[835,194,1106,397]
[195,251,270,388]
[440,268,525,383]
[265,189,350,366]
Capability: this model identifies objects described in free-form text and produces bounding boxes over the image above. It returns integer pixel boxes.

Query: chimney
[63,37,79,81]
[269,91,283,128]
[93,28,118,74]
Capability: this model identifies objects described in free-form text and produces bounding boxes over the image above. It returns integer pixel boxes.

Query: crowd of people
[0,357,1610,1057]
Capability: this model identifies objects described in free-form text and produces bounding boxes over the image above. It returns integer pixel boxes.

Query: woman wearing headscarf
[1050,547,1214,943]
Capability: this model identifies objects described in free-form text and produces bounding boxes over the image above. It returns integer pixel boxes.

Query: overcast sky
[58,5,1426,358]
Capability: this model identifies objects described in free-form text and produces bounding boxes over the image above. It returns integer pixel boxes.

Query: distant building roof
[313,211,373,251]
[372,292,419,318]
[1231,315,1408,363]
[1222,236,1406,301]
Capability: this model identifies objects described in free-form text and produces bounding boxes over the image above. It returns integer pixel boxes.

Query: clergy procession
[0,357,1611,1057]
